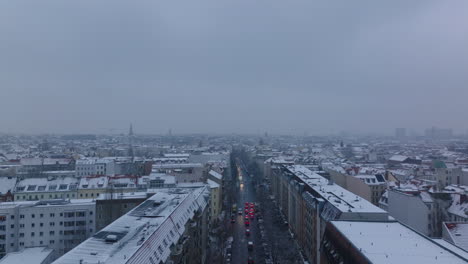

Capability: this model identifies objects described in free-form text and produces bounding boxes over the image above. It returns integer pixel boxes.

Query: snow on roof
[447,194,468,219]
[53,187,210,264]
[286,165,387,216]
[152,163,203,170]
[0,247,54,264]
[79,176,109,189]
[0,177,16,195]
[208,170,222,180]
[332,221,468,264]
[420,191,434,203]
[16,177,79,193]
[432,239,468,258]
[264,156,295,165]
[163,153,190,158]
[445,223,468,251]
[207,179,220,189]
[389,155,408,162]
[0,199,95,210]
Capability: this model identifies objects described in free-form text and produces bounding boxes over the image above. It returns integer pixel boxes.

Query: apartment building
[53,187,210,264]
[75,159,115,177]
[0,199,95,258]
[271,165,389,264]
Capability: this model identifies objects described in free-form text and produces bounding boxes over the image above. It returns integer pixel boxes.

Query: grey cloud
[1,0,467,135]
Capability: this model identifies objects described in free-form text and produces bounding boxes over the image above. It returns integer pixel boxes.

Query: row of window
[17,211,91,219]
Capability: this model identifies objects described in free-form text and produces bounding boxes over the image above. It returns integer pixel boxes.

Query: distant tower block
[395,128,406,139]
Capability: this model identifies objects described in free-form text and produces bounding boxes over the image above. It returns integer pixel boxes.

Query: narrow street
[229,160,265,264]
[224,156,303,264]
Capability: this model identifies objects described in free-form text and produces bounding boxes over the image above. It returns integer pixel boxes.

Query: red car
[248,257,254,264]
[245,221,250,226]
[249,213,255,219]
[245,229,250,236]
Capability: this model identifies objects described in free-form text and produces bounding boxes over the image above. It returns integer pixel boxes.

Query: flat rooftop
[53,187,209,264]
[0,199,95,210]
[0,247,54,264]
[332,221,468,264]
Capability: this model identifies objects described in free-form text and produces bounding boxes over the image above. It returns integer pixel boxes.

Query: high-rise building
[395,128,406,138]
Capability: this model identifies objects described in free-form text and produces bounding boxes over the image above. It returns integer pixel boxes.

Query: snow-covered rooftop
[15,177,79,193]
[0,247,54,264]
[332,221,468,264]
[152,163,203,170]
[0,177,16,195]
[53,187,210,264]
[80,176,109,189]
[389,155,408,162]
[208,170,222,180]
[445,223,468,252]
[286,165,387,216]
[207,179,220,189]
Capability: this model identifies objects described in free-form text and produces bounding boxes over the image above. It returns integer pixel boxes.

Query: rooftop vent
[105,235,118,243]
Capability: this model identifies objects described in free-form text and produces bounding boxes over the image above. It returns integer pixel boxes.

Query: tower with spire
[128,123,134,160]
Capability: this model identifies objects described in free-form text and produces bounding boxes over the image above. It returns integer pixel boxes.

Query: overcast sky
[1,1,468,135]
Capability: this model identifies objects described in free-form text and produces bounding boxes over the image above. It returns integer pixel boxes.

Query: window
[76,212,85,217]
[10,234,14,238]
[50,240,55,244]
[31,214,35,218]
[20,224,24,228]
[10,215,14,220]
[39,232,43,237]
[50,231,55,236]
[40,223,43,227]
[40,214,43,218]
[10,224,14,228]
[20,215,25,219]
[19,242,24,246]
[31,223,35,227]
[31,232,35,237]
[40,241,43,245]
[19,233,24,237]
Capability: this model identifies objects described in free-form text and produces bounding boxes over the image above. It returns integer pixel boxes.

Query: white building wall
[0,201,95,258]
[387,190,429,236]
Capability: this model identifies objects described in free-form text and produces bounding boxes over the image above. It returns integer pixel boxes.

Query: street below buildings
[224,157,302,264]
[228,161,265,264]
